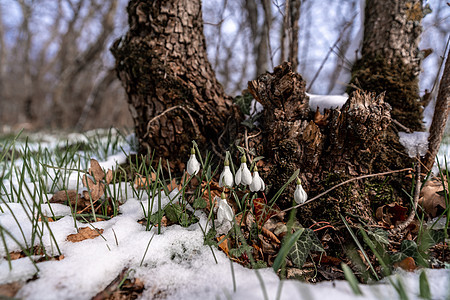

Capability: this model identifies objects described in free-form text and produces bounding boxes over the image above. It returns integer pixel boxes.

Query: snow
[307,92,349,113]
[1,133,449,300]
[398,131,430,158]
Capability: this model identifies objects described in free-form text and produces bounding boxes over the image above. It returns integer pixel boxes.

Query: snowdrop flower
[294,177,308,204]
[187,147,200,175]
[217,192,234,224]
[219,159,233,188]
[249,166,265,192]
[235,155,252,186]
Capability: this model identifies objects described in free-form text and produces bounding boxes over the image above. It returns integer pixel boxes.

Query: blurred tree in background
[0,0,448,132]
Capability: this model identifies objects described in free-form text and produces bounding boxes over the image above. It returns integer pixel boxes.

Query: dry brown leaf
[166,178,181,192]
[89,159,105,182]
[67,227,104,242]
[82,175,105,201]
[420,179,447,217]
[394,257,416,272]
[313,109,330,127]
[0,282,22,298]
[216,235,229,256]
[9,252,23,260]
[50,189,80,204]
[133,173,157,189]
[261,226,281,244]
[375,202,408,226]
[105,169,113,184]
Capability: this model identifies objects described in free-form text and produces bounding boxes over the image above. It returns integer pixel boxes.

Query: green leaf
[392,278,409,300]
[286,229,324,268]
[391,252,407,263]
[368,229,390,245]
[233,93,254,115]
[400,240,418,257]
[419,229,445,252]
[165,204,182,223]
[342,263,363,296]
[419,270,432,300]
[288,233,312,268]
[193,196,207,209]
[307,229,325,252]
[273,228,305,271]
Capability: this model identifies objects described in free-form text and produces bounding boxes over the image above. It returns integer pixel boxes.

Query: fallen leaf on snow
[67,227,104,242]
[0,282,22,298]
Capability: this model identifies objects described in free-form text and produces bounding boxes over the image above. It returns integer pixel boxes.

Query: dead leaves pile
[50,159,116,219]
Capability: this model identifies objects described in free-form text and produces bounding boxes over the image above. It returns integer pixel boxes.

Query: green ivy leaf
[419,229,445,252]
[391,252,407,263]
[307,229,325,252]
[368,229,390,245]
[273,228,305,271]
[400,240,418,257]
[288,235,311,268]
[287,229,324,268]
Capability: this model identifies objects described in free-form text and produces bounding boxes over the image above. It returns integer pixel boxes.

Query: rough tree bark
[112,0,240,168]
[348,0,424,131]
[249,62,410,222]
[279,0,301,70]
[424,47,450,171]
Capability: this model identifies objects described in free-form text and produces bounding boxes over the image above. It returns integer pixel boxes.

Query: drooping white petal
[240,163,252,185]
[235,167,242,185]
[217,198,234,224]
[187,154,200,175]
[294,183,308,204]
[219,165,233,187]
[250,171,264,192]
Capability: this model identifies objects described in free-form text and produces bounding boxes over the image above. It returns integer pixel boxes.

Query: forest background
[0,0,448,132]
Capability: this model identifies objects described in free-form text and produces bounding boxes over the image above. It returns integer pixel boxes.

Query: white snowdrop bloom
[294,177,308,204]
[187,147,200,175]
[217,193,234,224]
[235,155,252,186]
[219,159,233,188]
[249,166,265,192]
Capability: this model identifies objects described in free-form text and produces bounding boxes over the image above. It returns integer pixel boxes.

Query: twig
[279,168,413,214]
[390,159,421,235]
[391,119,413,133]
[144,105,201,138]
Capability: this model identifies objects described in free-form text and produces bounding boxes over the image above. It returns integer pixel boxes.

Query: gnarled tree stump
[249,62,413,223]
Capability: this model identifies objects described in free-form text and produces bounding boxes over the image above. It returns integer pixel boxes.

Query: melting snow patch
[307,92,348,113]
[398,131,429,158]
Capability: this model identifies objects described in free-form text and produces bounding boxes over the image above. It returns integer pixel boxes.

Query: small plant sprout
[294,177,307,204]
[249,166,265,192]
[235,155,252,186]
[219,158,234,188]
[216,192,234,235]
[186,146,200,175]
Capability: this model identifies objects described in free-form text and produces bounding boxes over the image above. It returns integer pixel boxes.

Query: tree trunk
[112,0,240,168]
[424,47,450,171]
[348,0,424,131]
[288,0,301,71]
